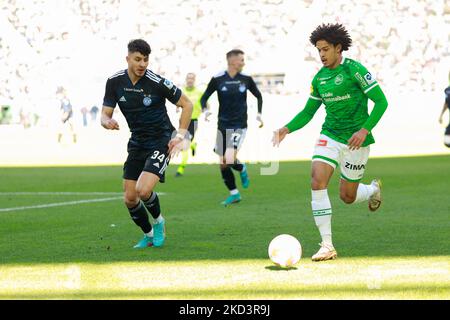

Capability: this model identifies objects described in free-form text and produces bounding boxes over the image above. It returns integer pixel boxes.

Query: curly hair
[309,23,352,52]
[128,39,151,56]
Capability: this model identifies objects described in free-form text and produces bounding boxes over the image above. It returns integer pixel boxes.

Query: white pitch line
[0,192,166,196]
[0,196,123,212]
[0,192,123,196]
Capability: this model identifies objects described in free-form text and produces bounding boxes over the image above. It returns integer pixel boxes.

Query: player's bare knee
[340,192,356,204]
[136,186,152,200]
[124,195,139,208]
[311,178,328,190]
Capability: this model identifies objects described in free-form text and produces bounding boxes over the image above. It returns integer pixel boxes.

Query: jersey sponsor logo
[239,84,246,92]
[316,139,328,147]
[119,96,127,102]
[364,72,376,85]
[323,94,351,103]
[143,96,152,106]
[124,88,144,93]
[344,162,366,170]
[221,86,228,91]
[164,79,174,89]
[334,74,344,85]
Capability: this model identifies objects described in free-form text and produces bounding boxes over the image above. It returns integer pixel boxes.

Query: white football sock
[155,215,164,224]
[353,183,377,203]
[146,230,154,237]
[311,189,333,246]
[230,189,239,195]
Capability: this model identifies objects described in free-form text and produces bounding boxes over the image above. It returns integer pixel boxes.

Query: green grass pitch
[0,155,449,299]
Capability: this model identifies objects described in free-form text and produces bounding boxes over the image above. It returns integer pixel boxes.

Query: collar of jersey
[125,69,144,87]
[225,71,240,80]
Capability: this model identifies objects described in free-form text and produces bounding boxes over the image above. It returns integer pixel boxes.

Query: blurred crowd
[0,0,449,127]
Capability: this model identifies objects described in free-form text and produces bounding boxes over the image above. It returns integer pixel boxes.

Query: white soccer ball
[268,234,302,268]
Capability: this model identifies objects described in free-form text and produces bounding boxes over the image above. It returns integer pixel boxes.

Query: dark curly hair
[309,23,352,52]
[128,39,151,56]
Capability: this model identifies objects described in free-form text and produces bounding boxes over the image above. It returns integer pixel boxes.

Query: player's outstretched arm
[169,93,193,156]
[248,78,264,128]
[100,106,119,130]
[176,92,193,133]
[272,127,290,147]
[272,98,321,146]
[200,78,216,121]
[202,102,211,122]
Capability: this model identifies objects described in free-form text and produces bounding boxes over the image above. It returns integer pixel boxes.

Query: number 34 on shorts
[148,150,170,174]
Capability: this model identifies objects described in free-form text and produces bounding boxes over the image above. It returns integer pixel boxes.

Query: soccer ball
[268,234,302,268]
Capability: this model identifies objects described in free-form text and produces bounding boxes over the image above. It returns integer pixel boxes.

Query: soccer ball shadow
[264,265,298,271]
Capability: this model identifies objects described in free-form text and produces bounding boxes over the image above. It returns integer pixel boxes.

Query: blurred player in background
[57,87,77,144]
[175,72,210,177]
[101,39,193,249]
[200,49,263,206]
[438,80,450,148]
[273,23,388,261]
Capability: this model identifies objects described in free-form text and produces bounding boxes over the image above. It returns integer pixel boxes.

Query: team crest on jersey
[334,74,344,85]
[364,72,376,85]
[143,96,152,106]
[239,84,246,92]
[164,79,174,89]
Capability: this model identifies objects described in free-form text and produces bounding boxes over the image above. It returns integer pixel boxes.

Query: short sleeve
[103,78,117,108]
[158,77,182,105]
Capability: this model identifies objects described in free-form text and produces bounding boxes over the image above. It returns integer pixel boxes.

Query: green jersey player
[273,23,388,261]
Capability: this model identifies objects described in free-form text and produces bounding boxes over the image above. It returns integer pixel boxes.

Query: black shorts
[123,145,170,183]
[214,128,247,156]
[188,119,198,141]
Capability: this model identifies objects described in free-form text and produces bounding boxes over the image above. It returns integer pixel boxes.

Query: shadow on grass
[1,284,447,300]
[265,265,298,271]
